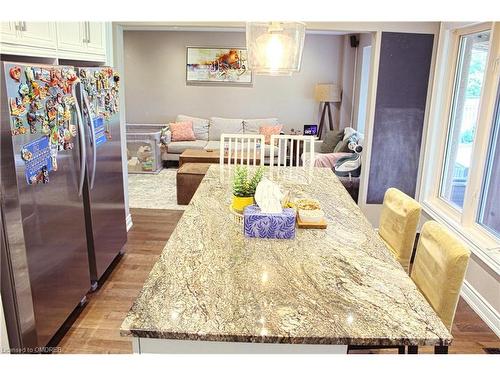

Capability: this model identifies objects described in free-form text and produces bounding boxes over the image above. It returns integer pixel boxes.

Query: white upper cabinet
[56,22,86,52]
[56,22,107,59]
[0,21,107,62]
[0,21,57,57]
[86,22,106,55]
[17,22,57,49]
[1,22,20,43]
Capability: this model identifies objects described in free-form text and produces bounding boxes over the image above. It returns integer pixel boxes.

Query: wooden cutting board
[296,216,328,229]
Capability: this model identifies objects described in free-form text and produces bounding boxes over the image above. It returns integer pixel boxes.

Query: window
[478,82,500,237]
[420,22,500,271]
[440,30,490,210]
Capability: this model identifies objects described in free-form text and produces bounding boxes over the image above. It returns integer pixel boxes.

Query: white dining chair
[269,135,315,182]
[219,134,265,182]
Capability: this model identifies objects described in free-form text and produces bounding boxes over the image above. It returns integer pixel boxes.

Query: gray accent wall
[123,31,345,131]
[367,32,434,204]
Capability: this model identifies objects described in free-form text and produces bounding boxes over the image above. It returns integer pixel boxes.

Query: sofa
[308,127,364,203]
[306,127,364,169]
[127,115,286,165]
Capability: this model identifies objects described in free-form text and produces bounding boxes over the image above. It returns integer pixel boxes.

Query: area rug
[128,168,187,210]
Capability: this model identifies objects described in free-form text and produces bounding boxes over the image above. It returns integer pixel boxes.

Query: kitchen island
[121,166,452,354]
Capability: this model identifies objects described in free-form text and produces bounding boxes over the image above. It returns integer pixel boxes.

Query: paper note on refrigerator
[93,116,107,147]
[21,136,53,185]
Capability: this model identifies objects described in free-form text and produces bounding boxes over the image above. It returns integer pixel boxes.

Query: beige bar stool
[348,188,421,354]
[407,220,471,354]
[378,188,422,272]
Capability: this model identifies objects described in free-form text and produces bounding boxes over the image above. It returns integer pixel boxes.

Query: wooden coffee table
[179,149,220,167]
[179,149,261,167]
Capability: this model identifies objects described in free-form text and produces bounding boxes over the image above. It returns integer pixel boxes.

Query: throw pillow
[169,121,196,142]
[176,115,209,141]
[320,130,344,153]
[333,138,351,153]
[244,118,279,134]
[209,117,244,141]
[259,125,283,145]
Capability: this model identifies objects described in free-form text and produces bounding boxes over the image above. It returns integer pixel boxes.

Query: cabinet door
[86,22,106,55]
[18,22,57,49]
[56,22,86,53]
[1,21,21,43]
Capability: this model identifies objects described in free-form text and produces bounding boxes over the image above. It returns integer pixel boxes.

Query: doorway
[356,45,372,134]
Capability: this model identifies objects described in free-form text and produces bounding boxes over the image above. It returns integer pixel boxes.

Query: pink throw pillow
[169,121,196,142]
[259,125,283,145]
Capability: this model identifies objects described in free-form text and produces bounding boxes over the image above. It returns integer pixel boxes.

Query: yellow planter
[231,196,254,213]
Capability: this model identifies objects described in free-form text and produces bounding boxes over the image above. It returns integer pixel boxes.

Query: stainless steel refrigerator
[75,67,127,287]
[0,62,126,351]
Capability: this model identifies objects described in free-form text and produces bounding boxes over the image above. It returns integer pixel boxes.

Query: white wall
[111,23,132,230]
[339,35,356,129]
[123,31,344,131]
[464,255,500,314]
[352,33,373,133]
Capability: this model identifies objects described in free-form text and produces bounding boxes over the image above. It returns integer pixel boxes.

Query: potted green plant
[231,166,264,213]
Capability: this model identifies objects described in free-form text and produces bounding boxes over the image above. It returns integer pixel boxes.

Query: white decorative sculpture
[254,177,284,214]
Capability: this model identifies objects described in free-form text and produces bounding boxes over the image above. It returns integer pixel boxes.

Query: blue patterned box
[243,205,296,239]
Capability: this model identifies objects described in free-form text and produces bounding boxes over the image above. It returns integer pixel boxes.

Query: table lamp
[314,83,341,138]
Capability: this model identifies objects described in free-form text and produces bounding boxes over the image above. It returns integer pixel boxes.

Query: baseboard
[461,280,500,338]
[126,213,133,232]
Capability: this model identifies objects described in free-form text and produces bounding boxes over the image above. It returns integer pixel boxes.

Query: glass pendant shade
[246,22,306,76]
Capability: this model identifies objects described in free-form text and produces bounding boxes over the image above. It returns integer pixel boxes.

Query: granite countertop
[121,165,452,346]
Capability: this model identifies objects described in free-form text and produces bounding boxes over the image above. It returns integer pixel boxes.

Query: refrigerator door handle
[83,93,97,190]
[72,82,86,196]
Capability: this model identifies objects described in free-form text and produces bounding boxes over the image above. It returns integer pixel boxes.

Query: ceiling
[117,22,364,35]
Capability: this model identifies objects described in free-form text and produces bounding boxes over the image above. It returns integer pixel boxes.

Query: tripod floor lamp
[314,83,341,139]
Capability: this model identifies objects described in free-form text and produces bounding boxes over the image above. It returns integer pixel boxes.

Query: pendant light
[246,22,306,76]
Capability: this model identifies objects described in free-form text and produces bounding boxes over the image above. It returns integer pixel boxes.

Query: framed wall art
[186,47,252,85]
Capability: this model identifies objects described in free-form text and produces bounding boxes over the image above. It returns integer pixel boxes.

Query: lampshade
[246,22,306,76]
[314,83,341,102]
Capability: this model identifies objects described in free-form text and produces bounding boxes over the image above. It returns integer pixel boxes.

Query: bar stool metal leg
[408,345,418,354]
[434,345,449,354]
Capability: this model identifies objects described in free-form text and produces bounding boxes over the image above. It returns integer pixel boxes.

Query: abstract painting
[186,47,252,85]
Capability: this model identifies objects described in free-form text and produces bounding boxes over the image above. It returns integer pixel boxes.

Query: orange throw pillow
[169,121,196,141]
[259,125,283,145]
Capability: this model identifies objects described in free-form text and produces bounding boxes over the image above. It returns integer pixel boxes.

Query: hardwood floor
[353,298,500,354]
[57,208,184,354]
[57,208,499,354]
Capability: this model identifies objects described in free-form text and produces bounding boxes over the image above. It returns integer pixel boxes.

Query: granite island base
[132,338,347,354]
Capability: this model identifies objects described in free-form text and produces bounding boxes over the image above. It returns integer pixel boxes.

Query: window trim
[477,86,500,238]
[422,199,500,273]
[420,22,500,275]
[437,23,492,217]
[439,27,490,212]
